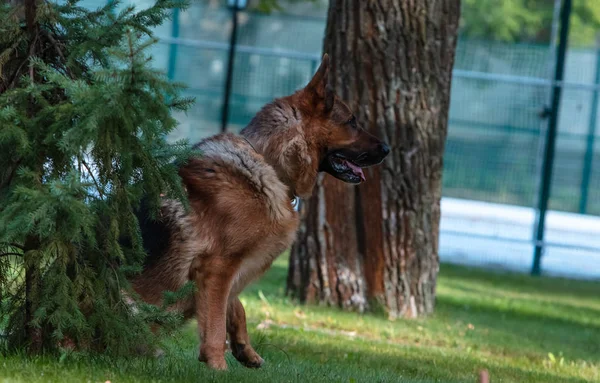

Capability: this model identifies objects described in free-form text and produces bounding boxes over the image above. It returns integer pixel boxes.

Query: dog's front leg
[227,297,264,368]
[193,259,235,370]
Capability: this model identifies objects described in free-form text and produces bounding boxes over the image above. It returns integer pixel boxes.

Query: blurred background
[80,0,600,279]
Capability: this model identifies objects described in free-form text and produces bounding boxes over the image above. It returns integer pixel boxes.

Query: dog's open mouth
[330,155,365,182]
[320,152,368,184]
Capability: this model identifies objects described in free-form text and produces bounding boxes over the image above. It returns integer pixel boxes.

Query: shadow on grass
[439,278,600,330]
[5,325,588,383]
[243,258,290,299]
[251,259,600,305]
[435,265,600,363]
[245,259,600,365]
[435,298,600,363]
[439,263,600,301]
[3,260,598,383]
[249,326,592,383]
[19,323,587,383]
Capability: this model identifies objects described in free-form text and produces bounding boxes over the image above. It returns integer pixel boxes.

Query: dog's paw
[206,358,228,371]
[243,353,265,369]
[231,343,265,368]
[199,346,228,371]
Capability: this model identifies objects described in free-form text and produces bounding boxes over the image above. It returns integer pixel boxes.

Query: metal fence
[82,0,600,279]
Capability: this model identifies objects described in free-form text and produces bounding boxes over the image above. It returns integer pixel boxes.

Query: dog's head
[301,54,390,185]
[241,54,390,198]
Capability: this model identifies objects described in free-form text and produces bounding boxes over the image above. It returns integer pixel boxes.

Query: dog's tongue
[344,160,366,182]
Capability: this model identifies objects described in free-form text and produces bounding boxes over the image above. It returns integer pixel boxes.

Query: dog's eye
[346,116,357,127]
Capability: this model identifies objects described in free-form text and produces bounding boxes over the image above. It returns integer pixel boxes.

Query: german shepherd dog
[131,54,390,370]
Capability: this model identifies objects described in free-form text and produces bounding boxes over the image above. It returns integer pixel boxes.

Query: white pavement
[440,197,600,280]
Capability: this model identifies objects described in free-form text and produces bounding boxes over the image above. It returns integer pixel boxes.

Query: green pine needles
[0,0,195,354]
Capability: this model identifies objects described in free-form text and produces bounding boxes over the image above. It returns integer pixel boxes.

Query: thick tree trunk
[287,0,460,318]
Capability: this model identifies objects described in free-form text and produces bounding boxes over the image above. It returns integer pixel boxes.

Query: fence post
[167,8,180,81]
[532,0,572,275]
[579,46,600,214]
[221,0,246,132]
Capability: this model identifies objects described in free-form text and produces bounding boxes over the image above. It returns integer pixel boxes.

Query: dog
[130,54,390,370]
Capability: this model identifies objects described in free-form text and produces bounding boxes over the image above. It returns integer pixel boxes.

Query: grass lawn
[1,255,599,383]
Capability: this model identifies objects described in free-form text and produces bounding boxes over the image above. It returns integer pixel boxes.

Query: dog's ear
[324,84,334,113]
[306,54,329,95]
[306,53,334,114]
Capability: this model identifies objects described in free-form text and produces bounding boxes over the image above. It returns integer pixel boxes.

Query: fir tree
[0,0,194,354]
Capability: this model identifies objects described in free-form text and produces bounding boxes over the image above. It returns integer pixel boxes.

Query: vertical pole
[532,0,572,275]
[167,8,180,81]
[221,1,241,133]
[579,46,600,214]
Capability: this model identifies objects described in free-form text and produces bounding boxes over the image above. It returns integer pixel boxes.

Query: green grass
[2,256,599,383]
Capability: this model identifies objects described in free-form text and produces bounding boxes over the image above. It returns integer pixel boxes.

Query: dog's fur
[131,55,389,370]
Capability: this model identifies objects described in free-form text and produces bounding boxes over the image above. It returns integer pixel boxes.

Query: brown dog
[131,54,389,370]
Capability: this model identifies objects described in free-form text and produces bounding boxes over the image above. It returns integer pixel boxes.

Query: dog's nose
[379,143,390,156]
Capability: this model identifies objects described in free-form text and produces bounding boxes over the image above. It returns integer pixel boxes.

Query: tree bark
[287,0,460,318]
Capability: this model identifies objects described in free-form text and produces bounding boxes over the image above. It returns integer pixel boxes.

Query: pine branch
[5,49,30,91]
[0,157,22,190]
[40,29,73,79]
[0,252,22,257]
[81,159,104,199]
[5,243,25,250]
[127,31,135,86]
[6,29,41,91]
